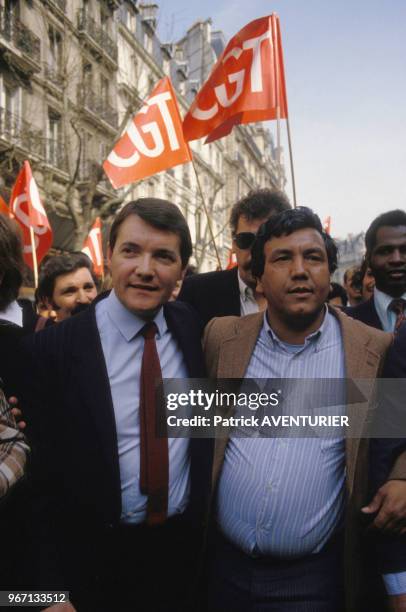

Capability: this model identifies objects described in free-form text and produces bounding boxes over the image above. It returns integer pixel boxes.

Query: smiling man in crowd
[37,252,98,323]
[346,210,406,331]
[203,206,406,612]
[179,188,291,325]
[24,199,211,612]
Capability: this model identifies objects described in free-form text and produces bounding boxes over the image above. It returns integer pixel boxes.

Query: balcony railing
[0,107,43,156]
[77,10,117,64]
[0,10,41,65]
[77,87,118,129]
[44,63,64,89]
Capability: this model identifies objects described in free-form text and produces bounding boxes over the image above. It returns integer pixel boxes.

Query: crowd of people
[0,190,406,612]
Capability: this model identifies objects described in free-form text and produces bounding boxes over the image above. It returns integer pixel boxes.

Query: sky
[157,0,406,239]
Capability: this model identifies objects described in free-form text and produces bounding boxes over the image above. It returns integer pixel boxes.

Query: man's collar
[0,300,23,327]
[104,289,167,342]
[374,287,406,328]
[263,305,331,349]
[237,270,254,300]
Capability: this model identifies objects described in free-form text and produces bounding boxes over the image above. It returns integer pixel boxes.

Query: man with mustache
[23,199,212,612]
[178,188,290,326]
[203,207,406,611]
[346,210,406,332]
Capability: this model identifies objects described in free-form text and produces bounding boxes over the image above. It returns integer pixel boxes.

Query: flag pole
[272,14,282,191]
[29,226,39,288]
[191,159,222,270]
[285,116,297,208]
[273,13,297,207]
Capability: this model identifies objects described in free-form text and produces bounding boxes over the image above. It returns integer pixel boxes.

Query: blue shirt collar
[263,305,332,351]
[104,290,167,342]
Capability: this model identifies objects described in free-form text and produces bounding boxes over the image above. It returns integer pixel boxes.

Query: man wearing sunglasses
[178,188,291,326]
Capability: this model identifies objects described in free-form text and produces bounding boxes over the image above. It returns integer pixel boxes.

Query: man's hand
[389,593,406,611]
[8,396,26,430]
[362,480,406,533]
[43,603,76,612]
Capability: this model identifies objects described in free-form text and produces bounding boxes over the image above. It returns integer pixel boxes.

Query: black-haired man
[178,188,290,326]
[24,199,212,612]
[204,207,406,611]
[346,210,406,331]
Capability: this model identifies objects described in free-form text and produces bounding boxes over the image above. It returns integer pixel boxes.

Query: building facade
[0,0,285,271]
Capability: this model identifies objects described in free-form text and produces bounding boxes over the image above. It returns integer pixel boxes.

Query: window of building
[100,4,111,34]
[0,78,21,135]
[82,62,93,92]
[120,4,135,32]
[144,30,153,54]
[47,110,62,167]
[100,75,109,109]
[48,25,63,73]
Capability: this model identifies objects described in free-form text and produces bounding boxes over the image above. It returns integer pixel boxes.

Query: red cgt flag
[82,217,104,277]
[0,194,10,217]
[10,161,53,269]
[103,77,192,188]
[183,14,288,143]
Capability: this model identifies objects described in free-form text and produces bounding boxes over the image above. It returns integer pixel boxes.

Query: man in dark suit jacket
[178,189,291,326]
[23,199,213,612]
[346,210,406,332]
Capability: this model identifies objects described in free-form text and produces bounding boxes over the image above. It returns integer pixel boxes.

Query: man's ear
[256,277,264,293]
[180,266,187,281]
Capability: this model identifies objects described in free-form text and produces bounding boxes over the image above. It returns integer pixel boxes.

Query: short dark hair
[365,210,406,254]
[38,252,96,301]
[328,282,348,307]
[109,198,192,268]
[0,216,25,311]
[251,206,338,278]
[229,189,291,235]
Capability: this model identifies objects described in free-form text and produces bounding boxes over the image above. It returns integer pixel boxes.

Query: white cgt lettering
[191,29,272,121]
[243,29,272,93]
[107,92,180,169]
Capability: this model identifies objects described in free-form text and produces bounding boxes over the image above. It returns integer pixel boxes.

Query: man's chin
[382,281,406,298]
[282,306,324,330]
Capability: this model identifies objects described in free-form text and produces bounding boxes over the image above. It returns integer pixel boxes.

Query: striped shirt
[216,309,347,557]
[0,390,29,498]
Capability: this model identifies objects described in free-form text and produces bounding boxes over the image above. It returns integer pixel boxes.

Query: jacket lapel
[71,303,122,515]
[334,308,383,495]
[216,312,264,378]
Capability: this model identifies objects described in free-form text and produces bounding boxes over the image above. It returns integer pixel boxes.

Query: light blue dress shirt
[374,287,406,332]
[96,290,190,525]
[216,309,347,557]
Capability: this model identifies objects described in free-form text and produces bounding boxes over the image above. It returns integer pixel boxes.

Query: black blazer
[178,267,240,327]
[368,322,406,573]
[22,296,213,591]
[345,297,383,330]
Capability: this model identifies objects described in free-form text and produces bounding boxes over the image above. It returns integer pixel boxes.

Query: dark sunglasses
[234,232,256,250]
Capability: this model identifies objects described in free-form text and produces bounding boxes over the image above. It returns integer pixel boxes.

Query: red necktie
[389,298,406,333]
[139,322,168,525]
